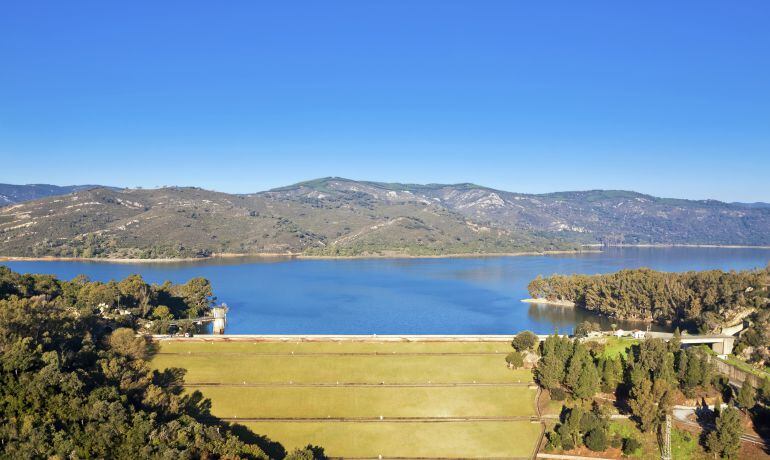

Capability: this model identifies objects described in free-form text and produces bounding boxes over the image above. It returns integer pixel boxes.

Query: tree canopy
[0,266,324,459]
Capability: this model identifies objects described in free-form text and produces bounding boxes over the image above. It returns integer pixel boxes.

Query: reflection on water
[2,247,769,334]
[526,303,667,333]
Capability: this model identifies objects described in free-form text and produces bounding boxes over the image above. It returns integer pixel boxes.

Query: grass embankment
[157,340,511,354]
[600,337,639,359]
[152,353,531,384]
[192,385,536,418]
[152,340,539,458]
[242,421,542,458]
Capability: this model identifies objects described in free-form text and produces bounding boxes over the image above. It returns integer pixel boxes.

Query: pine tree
[675,348,688,382]
[556,407,584,450]
[657,352,677,387]
[683,349,703,391]
[565,342,589,391]
[536,334,570,389]
[736,379,756,411]
[600,357,622,393]
[574,358,600,400]
[629,378,657,432]
[760,378,770,405]
[707,406,743,459]
[669,327,682,352]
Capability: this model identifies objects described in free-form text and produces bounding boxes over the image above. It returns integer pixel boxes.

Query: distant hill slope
[0,184,105,206]
[1,178,769,259]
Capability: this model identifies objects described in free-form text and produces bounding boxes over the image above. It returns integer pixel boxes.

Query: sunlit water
[4,247,769,334]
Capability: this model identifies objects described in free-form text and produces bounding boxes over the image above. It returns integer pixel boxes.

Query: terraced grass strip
[152,354,532,384]
[239,421,541,458]
[157,340,512,355]
[195,385,537,418]
[186,382,534,387]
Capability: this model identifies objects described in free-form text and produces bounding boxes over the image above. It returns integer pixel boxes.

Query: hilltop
[1,177,769,259]
[0,183,106,206]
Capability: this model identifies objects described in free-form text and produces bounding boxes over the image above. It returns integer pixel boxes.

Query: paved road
[673,405,767,448]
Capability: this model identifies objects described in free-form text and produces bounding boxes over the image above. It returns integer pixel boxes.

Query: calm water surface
[4,247,770,334]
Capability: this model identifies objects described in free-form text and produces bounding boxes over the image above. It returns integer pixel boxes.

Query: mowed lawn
[157,339,511,354]
[152,340,540,458]
[189,385,537,418]
[240,421,542,458]
[151,353,532,384]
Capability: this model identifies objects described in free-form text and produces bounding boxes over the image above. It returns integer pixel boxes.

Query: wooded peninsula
[528,266,770,369]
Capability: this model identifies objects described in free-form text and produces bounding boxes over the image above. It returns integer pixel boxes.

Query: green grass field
[191,385,537,418]
[152,353,532,384]
[157,340,511,354]
[240,421,542,458]
[152,339,540,458]
[600,336,639,358]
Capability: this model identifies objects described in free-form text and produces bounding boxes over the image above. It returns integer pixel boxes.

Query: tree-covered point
[537,332,768,458]
[0,266,325,459]
[528,266,770,333]
[0,265,221,335]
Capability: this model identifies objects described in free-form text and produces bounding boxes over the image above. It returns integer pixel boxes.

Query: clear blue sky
[1,2,769,202]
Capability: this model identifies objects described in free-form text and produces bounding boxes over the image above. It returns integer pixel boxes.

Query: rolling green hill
[1,177,768,259]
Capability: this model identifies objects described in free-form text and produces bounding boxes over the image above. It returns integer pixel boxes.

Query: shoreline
[1,243,769,264]
[520,298,576,307]
[598,243,770,250]
[0,249,599,264]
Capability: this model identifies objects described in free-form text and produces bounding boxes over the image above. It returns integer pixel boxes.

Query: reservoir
[3,247,769,334]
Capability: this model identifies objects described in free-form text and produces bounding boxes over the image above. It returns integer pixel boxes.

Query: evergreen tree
[706,406,743,459]
[565,342,590,391]
[600,357,622,393]
[736,380,756,411]
[675,348,688,382]
[536,334,571,390]
[628,378,657,432]
[669,327,682,352]
[760,378,770,406]
[574,358,600,400]
[584,428,608,452]
[556,407,584,450]
[683,349,704,391]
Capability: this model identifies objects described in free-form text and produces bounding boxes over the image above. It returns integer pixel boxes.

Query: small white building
[614,329,626,338]
[632,330,646,339]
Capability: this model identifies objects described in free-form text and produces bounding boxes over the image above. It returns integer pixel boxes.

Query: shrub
[550,387,567,401]
[505,351,524,368]
[545,431,562,451]
[109,328,149,360]
[512,330,538,351]
[622,437,642,455]
[584,428,608,452]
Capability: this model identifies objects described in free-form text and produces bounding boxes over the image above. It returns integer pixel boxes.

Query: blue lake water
[3,247,770,334]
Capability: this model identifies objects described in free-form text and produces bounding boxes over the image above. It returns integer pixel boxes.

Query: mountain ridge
[1,178,769,259]
[0,183,107,206]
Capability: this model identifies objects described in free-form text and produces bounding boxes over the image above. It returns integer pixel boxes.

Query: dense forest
[0,266,323,459]
[528,266,770,367]
[536,333,769,458]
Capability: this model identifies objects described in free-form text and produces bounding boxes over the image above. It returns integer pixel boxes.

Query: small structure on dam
[211,304,228,334]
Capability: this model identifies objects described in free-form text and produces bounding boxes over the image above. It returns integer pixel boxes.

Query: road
[672,405,767,448]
